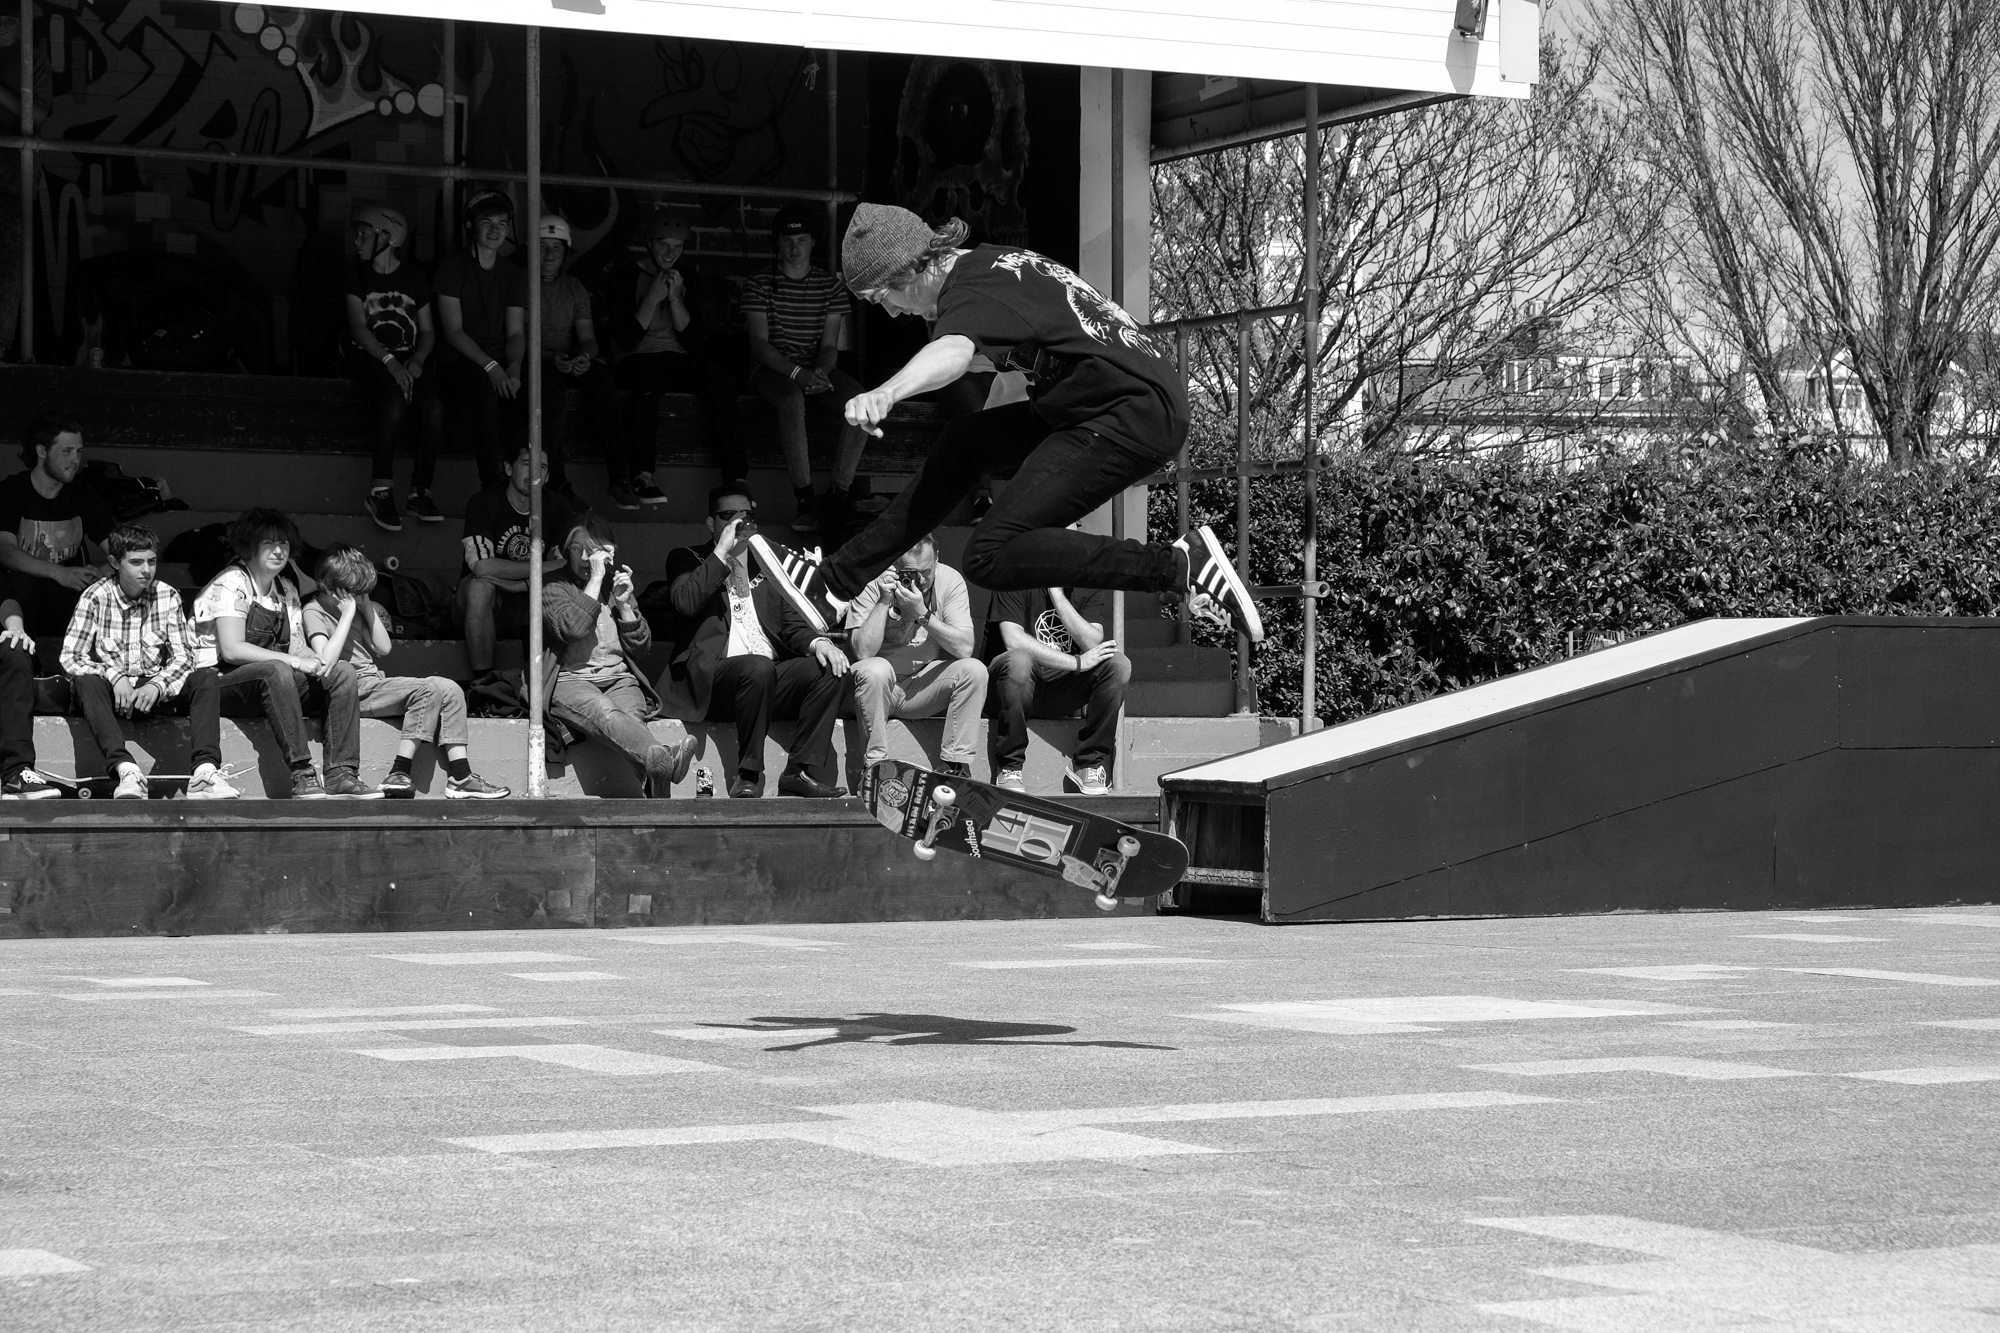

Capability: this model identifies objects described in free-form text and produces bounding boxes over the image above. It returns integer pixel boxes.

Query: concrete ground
[4,908,1999,1331]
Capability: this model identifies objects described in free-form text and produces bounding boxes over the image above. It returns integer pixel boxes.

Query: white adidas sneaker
[747,535,848,637]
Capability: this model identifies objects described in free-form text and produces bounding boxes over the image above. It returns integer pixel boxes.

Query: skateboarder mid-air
[751,203,1263,646]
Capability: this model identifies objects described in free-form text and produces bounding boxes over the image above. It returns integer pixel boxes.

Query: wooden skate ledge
[0,365,947,471]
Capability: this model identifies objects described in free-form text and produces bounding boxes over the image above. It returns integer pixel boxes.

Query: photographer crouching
[541,512,695,798]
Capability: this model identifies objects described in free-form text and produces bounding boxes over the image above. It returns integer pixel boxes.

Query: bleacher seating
[5,365,1259,797]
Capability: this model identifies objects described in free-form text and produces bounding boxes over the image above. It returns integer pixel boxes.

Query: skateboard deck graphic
[867,760,1188,910]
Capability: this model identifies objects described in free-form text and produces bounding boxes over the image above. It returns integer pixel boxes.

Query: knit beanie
[842,203,935,290]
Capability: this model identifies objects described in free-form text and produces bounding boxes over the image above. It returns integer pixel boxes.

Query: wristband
[1071,654,1081,672]
[380,351,396,366]
[483,359,500,374]
[788,365,801,383]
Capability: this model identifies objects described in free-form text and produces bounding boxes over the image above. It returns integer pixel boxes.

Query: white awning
[300,0,1538,100]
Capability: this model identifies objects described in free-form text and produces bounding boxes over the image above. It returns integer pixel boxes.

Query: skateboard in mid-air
[867,760,1189,911]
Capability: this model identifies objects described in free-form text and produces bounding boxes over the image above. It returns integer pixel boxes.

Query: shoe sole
[1194,526,1265,642]
[746,534,830,636]
[444,786,510,799]
[638,495,670,506]
[330,791,387,800]
[1063,769,1111,796]
[411,513,444,524]
[183,791,239,800]
[380,787,417,799]
[610,498,642,510]
[293,792,329,800]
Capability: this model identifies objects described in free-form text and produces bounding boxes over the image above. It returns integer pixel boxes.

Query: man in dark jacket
[543,511,695,797]
[659,485,847,798]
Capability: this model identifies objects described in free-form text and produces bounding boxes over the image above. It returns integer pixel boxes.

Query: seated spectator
[985,584,1129,795]
[345,204,445,532]
[0,569,54,798]
[192,509,380,799]
[533,214,610,507]
[659,486,848,799]
[305,544,508,800]
[845,534,987,785]
[744,205,869,537]
[0,412,114,642]
[455,442,578,690]
[606,216,746,505]
[60,523,238,800]
[543,512,694,797]
[434,190,531,497]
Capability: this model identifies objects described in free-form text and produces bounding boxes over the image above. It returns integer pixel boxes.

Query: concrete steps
[24,712,1271,799]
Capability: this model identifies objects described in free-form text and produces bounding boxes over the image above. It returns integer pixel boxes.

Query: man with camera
[540,511,694,798]
[844,534,987,784]
[658,487,848,798]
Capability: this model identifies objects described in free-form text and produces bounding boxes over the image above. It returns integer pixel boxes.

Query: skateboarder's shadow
[707,1014,1174,1052]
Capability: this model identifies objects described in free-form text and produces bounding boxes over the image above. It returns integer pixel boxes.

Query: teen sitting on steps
[305,544,508,800]
[60,523,239,800]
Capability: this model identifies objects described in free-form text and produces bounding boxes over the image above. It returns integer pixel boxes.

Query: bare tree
[1151,41,1658,466]
[1597,0,2000,465]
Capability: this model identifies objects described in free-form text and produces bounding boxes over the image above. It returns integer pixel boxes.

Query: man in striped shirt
[60,523,238,799]
[744,205,870,539]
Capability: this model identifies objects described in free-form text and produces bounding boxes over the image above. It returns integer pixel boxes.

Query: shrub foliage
[1152,453,2000,724]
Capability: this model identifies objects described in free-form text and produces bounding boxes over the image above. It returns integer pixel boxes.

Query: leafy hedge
[1151,452,2000,724]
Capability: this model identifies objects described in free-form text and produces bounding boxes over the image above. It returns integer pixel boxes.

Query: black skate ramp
[1159,617,2000,922]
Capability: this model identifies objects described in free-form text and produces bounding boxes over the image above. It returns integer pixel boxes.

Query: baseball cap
[641,216,690,243]
[539,215,573,245]
[771,204,817,238]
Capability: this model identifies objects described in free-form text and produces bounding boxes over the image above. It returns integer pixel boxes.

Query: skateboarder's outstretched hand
[843,386,897,438]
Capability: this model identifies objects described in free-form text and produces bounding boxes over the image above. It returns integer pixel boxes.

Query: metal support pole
[17,0,31,363]
[1175,325,1190,646]
[1108,68,1127,788]
[1300,84,1320,733]
[1233,313,1255,715]
[525,25,546,798]
[441,19,456,243]
[824,50,839,277]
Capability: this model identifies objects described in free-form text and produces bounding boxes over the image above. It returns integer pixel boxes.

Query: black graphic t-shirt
[346,260,432,357]
[460,487,579,578]
[432,251,528,363]
[0,469,115,567]
[983,585,1110,663]
[929,245,1189,452]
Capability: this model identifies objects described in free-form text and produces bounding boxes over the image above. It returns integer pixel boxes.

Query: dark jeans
[615,352,747,484]
[750,363,869,491]
[72,667,222,773]
[541,358,619,489]
[0,641,33,780]
[216,658,362,774]
[989,648,1129,770]
[355,356,444,490]
[822,400,1183,599]
[548,671,659,774]
[707,654,842,775]
[438,357,529,493]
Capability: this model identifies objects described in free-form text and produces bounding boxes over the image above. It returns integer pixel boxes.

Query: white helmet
[539,215,573,245]
[353,204,408,250]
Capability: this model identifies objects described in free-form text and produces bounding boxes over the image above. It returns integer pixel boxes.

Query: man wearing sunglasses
[657,487,849,798]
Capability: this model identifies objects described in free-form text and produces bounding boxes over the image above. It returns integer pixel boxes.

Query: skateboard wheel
[914,842,937,862]
[1094,893,1118,912]
[76,787,92,799]
[1117,835,1140,856]
[933,785,957,809]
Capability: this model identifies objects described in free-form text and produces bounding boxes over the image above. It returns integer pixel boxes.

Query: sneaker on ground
[323,768,384,799]
[995,767,1027,792]
[378,770,416,798]
[1068,764,1110,796]
[185,766,241,800]
[289,767,327,799]
[2,768,58,799]
[747,534,832,637]
[445,773,511,799]
[633,478,669,506]
[113,766,148,800]
[606,480,643,510]
[365,487,402,533]
[407,491,444,523]
[1174,524,1266,643]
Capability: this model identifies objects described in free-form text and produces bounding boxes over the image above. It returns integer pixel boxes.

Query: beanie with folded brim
[842,203,935,291]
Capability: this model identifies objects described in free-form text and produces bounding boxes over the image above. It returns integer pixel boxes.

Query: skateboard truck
[1091,835,1142,911]
[912,785,957,862]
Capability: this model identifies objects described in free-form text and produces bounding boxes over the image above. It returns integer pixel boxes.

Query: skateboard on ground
[867,760,1189,911]
[39,765,250,800]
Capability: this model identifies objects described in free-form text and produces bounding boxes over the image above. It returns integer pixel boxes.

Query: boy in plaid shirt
[60,523,238,799]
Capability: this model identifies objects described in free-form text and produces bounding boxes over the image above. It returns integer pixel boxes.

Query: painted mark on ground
[1780,968,2000,987]
[506,972,626,982]
[1842,1066,2000,1085]
[0,1248,91,1278]
[1659,1020,1793,1030]
[372,952,593,966]
[608,935,839,951]
[957,957,1226,970]
[1738,934,1887,944]
[350,1044,725,1075]
[1186,996,1702,1036]
[1472,1214,2000,1328]
[76,976,210,987]
[1466,1056,1810,1081]
[1574,965,1757,981]
[443,1091,1557,1167]
[239,1016,585,1036]
[263,1005,500,1020]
